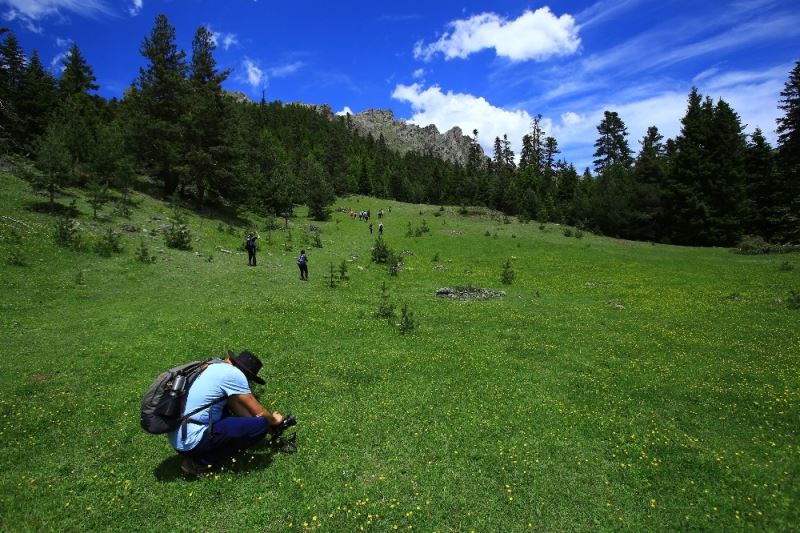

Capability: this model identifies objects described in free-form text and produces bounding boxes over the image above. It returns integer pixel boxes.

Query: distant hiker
[378,209,383,219]
[170,351,285,476]
[297,250,308,281]
[378,223,384,236]
[245,232,260,266]
[369,223,373,235]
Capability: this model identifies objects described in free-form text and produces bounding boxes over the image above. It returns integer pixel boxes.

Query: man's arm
[227,393,284,425]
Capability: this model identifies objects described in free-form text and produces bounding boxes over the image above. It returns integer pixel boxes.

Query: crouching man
[169,350,284,476]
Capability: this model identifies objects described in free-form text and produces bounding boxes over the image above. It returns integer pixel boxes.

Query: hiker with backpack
[245,232,260,266]
[297,249,308,281]
[142,350,287,476]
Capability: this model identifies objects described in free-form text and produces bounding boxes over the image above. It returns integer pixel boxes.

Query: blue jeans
[182,416,270,466]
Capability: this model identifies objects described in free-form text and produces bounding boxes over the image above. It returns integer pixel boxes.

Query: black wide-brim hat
[228,350,266,385]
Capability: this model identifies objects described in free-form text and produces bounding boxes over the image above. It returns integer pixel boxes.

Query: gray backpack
[140,358,224,434]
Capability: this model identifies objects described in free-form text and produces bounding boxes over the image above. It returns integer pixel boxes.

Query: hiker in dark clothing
[245,233,260,266]
[378,223,383,235]
[297,250,308,281]
[369,223,373,235]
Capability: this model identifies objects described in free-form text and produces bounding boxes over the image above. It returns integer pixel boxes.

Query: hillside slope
[1,171,799,531]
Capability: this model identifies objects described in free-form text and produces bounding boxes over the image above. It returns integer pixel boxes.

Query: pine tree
[34,122,72,207]
[18,50,58,149]
[0,31,26,152]
[666,88,715,244]
[184,25,233,208]
[631,126,667,240]
[58,43,98,97]
[707,99,747,245]
[744,128,781,239]
[593,111,632,174]
[775,60,800,242]
[304,154,335,220]
[128,14,188,195]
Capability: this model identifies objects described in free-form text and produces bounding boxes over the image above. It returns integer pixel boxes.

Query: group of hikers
[242,206,389,280]
[246,232,308,280]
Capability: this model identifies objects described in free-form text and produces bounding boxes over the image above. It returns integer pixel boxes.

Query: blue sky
[2,0,799,171]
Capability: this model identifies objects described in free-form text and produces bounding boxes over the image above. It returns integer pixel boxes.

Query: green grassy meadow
[1,171,799,531]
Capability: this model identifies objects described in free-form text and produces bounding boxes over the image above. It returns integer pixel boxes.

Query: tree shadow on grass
[153,440,291,482]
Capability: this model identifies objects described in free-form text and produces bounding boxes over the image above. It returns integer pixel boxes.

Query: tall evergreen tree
[58,43,98,97]
[775,60,800,242]
[18,50,58,149]
[303,154,334,220]
[0,30,26,152]
[128,14,188,195]
[666,88,715,244]
[593,111,632,173]
[631,126,667,240]
[184,25,232,207]
[744,128,783,239]
[34,121,72,207]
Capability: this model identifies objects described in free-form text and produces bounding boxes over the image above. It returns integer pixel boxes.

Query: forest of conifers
[2,15,798,246]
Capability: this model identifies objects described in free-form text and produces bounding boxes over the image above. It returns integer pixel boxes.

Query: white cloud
[206,25,238,51]
[336,106,353,116]
[242,58,264,89]
[1,0,110,28]
[392,83,531,157]
[55,36,70,47]
[50,50,68,72]
[128,0,142,16]
[561,112,583,126]
[412,68,425,79]
[267,61,303,78]
[414,8,580,62]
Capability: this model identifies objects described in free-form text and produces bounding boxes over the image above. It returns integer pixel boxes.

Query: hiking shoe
[181,457,212,477]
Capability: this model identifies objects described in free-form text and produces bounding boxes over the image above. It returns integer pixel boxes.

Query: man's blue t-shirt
[168,362,251,452]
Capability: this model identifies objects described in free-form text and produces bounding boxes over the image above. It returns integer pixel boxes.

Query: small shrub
[375,281,395,320]
[264,216,281,231]
[779,261,794,272]
[563,228,573,237]
[736,235,770,254]
[788,289,800,310]
[399,303,417,334]
[338,260,349,281]
[74,270,86,286]
[539,224,546,231]
[503,215,511,224]
[439,205,445,212]
[165,224,192,250]
[113,201,132,218]
[136,239,156,264]
[575,229,584,239]
[458,205,468,215]
[94,228,123,257]
[432,252,440,263]
[165,205,192,250]
[313,232,323,248]
[484,230,491,237]
[6,247,26,266]
[433,211,442,217]
[327,263,337,288]
[53,215,80,249]
[405,222,414,237]
[217,222,225,233]
[371,237,391,264]
[387,250,401,276]
[501,259,515,285]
